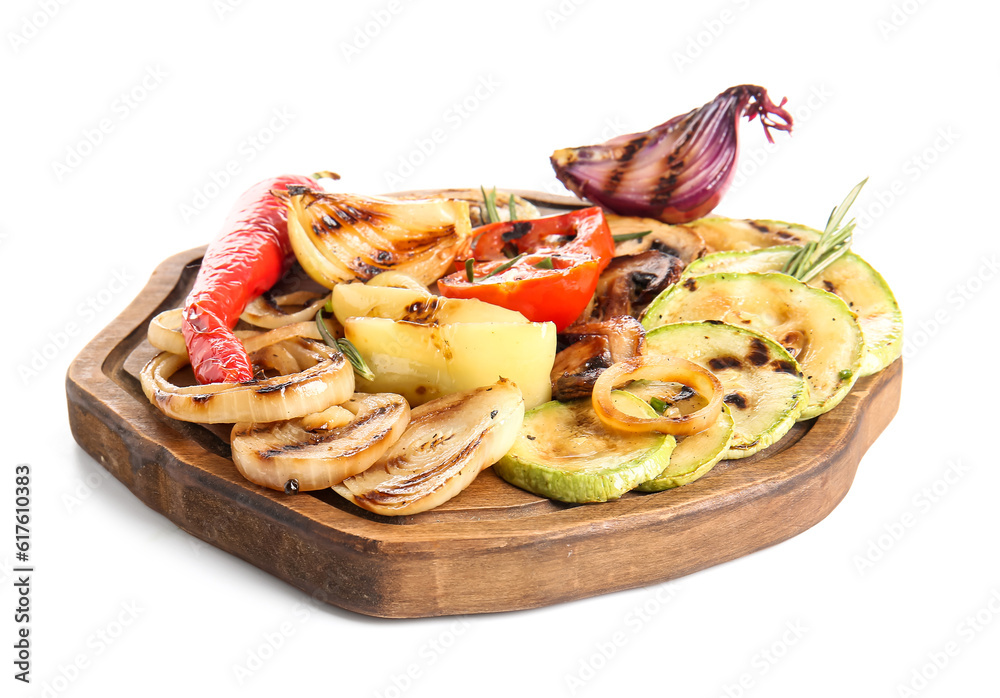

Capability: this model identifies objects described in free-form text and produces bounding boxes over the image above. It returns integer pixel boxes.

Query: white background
[2,0,998,696]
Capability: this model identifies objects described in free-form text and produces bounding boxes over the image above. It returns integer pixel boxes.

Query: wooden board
[65,190,902,618]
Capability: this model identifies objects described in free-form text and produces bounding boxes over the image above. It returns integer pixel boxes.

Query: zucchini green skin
[636,405,734,491]
[642,272,864,420]
[644,322,807,458]
[682,247,902,376]
[495,399,675,503]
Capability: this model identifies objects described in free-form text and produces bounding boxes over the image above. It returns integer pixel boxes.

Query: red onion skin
[551,85,793,224]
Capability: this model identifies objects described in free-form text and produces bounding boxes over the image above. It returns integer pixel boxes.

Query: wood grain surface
[65,191,903,618]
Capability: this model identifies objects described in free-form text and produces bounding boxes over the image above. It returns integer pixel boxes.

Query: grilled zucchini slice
[636,404,735,491]
[682,217,820,252]
[495,391,675,503]
[643,322,807,457]
[683,247,902,376]
[642,273,863,420]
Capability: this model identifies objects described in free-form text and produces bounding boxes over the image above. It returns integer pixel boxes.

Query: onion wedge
[140,328,354,424]
[333,379,524,516]
[231,393,410,492]
[284,185,473,287]
[592,356,723,436]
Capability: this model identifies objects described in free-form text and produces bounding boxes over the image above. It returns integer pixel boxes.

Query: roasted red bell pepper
[437,207,614,331]
[182,174,318,384]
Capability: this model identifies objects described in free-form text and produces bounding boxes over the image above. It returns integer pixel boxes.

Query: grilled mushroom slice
[333,379,524,516]
[230,392,410,492]
[551,316,646,401]
[590,250,685,321]
[606,214,707,265]
[551,335,613,401]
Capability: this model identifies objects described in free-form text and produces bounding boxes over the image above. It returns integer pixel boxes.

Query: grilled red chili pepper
[182,174,319,384]
[438,207,615,331]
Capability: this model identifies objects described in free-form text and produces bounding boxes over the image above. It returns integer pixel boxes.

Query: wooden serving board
[66,190,902,618]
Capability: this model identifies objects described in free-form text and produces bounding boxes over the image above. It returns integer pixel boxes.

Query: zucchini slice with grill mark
[684,247,902,376]
[495,391,675,503]
[682,217,820,252]
[643,322,806,458]
[636,404,735,491]
[642,272,863,420]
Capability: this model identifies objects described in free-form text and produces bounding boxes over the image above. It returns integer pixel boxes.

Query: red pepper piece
[438,207,615,331]
[181,175,317,384]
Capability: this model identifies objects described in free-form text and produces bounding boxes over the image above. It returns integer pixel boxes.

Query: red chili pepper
[438,207,615,331]
[181,175,318,384]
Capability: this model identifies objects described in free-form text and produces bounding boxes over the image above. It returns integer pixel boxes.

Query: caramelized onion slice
[333,379,524,516]
[241,291,328,328]
[147,308,340,357]
[231,393,410,491]
[140,329,354,424]
[148,308,187,356]
[592,356,723,436]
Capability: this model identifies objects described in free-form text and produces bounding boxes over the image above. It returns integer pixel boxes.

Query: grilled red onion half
[550,85,793,224]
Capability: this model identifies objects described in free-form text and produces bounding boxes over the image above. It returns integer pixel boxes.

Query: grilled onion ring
[148,308,187,356]
[147,309,341,357]
[140,328,354,424]
[592,356,723,436]
[231,392,410,492]
[240,291,328,328]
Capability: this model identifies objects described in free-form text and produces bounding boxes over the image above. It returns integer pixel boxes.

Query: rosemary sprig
[480,253,525,280]
[612,230,652,243]
[782,178,868,283]
[315,308,376,381]
[533,256,554,270]
[480,185,502,224]
[462,253,527,284]
[508,192,518,221]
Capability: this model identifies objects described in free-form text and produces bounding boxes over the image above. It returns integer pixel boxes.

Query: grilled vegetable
[240,291,328,329]
[550,335,612,401]
[589,250,685,321]
[284,185,472,287]
[182,174,319,384]
[230,393,410,492]
[333,379,524,516]
[606,214,707,265]
[331,281,528,326]
[636,404,734,491]
[643,322,807,457]
[550,85,793,224]
[681,217,820,252]
[344,317,556,409]
[683,248,902,376]
[440,208,616,331]
[643,273,863,419]
[495,391,676,503]
[141,326,355,424]
[592,355,724,436]
[550,316,646,400]
[391,188,540,227]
